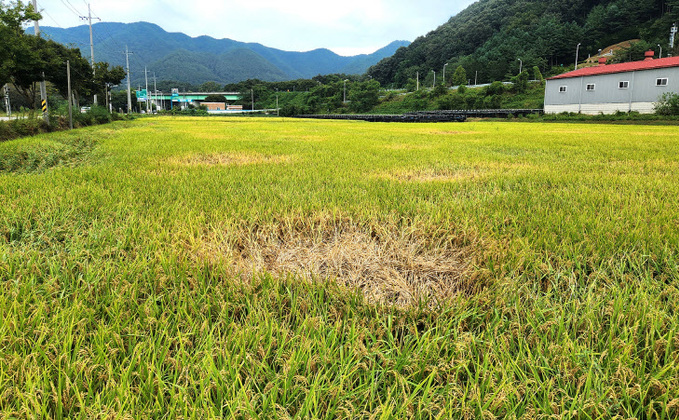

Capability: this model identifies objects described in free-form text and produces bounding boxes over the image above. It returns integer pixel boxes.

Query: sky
[36,0,478,56]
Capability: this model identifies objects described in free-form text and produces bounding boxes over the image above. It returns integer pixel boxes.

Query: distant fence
[297,109,543,123]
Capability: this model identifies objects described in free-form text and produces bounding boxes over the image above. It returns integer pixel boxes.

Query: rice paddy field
[1,116,678,419]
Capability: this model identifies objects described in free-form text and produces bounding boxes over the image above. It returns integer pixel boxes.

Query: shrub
[0,118,51,142]
[88,106,112,124]
[437,93,466,110]
[431,83,448,98]
[486,81,505,96]
[655,93,679,115]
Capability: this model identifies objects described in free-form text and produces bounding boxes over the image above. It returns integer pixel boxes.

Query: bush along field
[1,117,678,418]
[0,106,129,143]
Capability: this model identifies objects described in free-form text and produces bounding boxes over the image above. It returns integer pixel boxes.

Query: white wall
[545,102,657,115]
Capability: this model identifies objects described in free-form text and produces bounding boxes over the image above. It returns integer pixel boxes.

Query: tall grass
[1,117,678,418]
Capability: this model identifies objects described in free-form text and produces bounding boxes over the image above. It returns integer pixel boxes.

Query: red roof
[548,56,679,80]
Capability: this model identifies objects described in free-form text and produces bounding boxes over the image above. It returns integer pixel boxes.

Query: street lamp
[575,43,582,70]
[517,58,523,75]
[443,63,448,86]
[658,44,663,59]
[343,79,349,103]
[432,70,436,88]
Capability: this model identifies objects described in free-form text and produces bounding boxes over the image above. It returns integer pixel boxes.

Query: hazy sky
[37,0,477,56]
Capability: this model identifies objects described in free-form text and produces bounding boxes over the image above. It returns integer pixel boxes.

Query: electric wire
[64,0,83,16]
[58,0,80,17]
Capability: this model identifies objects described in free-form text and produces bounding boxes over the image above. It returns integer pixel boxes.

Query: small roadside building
[545,51,679,114]
[201,102,227,111]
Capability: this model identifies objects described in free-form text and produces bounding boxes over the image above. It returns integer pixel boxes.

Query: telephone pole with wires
[144,67,150,113]
[153,73,158,112]
[123,46,133,114]
[81,3,101,105]
[32,0,49,123]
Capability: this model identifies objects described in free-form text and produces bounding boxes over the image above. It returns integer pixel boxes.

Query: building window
[586,84,595,91]
[559,86,567,93]
[619,81,629,89]
[657,78,669,86]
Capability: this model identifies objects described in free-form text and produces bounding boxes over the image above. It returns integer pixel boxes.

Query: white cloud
[37,0,476,55]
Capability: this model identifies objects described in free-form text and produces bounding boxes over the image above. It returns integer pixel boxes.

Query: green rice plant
[0,117,678,418]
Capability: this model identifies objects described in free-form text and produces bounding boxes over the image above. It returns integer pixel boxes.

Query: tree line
[1,1,124,112]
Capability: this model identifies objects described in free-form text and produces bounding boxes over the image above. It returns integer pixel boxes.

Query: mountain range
[31,22,410,85]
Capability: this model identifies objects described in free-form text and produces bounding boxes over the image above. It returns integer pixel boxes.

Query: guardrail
[297,109,543,123]
[297,112,467,123]
[411,109,543,118]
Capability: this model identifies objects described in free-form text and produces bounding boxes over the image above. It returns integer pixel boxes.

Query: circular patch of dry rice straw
[195,218,475,307]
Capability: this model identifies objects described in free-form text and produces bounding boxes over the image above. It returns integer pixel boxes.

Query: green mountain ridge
[368,0,679,86]
[30,21,410,85]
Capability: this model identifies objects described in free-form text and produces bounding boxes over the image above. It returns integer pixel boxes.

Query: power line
[59,0,80,17]
[65,0,83,16]
[42,10,63,28]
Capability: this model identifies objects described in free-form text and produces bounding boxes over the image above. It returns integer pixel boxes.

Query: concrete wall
[545,66,679,114]
[545,102,656,115]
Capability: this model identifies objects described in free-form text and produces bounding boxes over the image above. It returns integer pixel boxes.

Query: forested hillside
[368,0,679,86]
[31,22,409,86]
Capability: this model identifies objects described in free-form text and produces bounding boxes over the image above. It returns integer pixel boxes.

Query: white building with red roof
[545,51,679,114]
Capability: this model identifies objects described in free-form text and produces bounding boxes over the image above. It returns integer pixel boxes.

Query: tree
[204,94,226,102]
[2,2,121,110]
[348,80,380,113]
[111,89,136,113]
[93,62,126,99]
[36,39,92,105]
[533,66,544,84]
[512,71,529,93]
[0,1,41,87]
[452,65,467,87]
[198,81,223,92]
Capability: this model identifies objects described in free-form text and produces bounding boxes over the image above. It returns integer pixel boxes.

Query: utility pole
[153,73,157,112]
[32,0,48,123]
[343,79,348,103]
[67,60,73,129]
[145,67,149,113]
[416,71,419,91]
[81,4,100,105]
[251,89,254,111]
[4,84,11,118]
[123,46,133,114]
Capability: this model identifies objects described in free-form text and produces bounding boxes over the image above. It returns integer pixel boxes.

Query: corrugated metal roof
[548,56,679,80]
